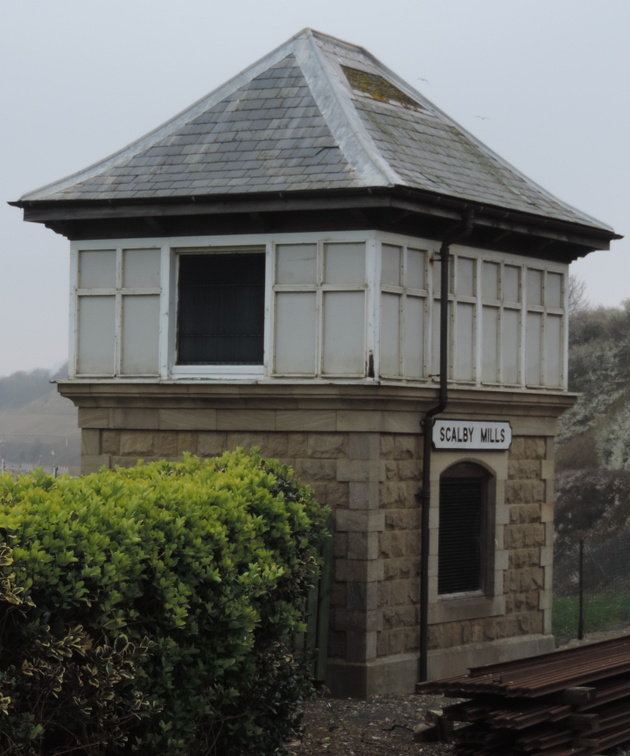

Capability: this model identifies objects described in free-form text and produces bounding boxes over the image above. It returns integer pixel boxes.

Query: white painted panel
[502,309,520,384]
[482,262,500,300]
[455,303,474,381]
[381,245,401,286]
[324,242,365,284]
[380,293,400,375]
[404,295,425,379]
[274,293,316,374]
[527,269,543,306]
[123,248,161,289]
[456,257,475,297]
[504,265,520,303]
[121,296,160,374]
[77,296,115,375]
[323,292,364,374]
[482,306,499,382]
[431,300,440,376]
[547,272,563,308]
[546,314,563,386]
[276,244,317,284]
[432,257,442,298]
[526,312,543,385]
[407,248,425,290]
[78,250,116,288]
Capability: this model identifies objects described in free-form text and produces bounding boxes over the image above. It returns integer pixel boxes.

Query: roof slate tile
[18,29,611,234]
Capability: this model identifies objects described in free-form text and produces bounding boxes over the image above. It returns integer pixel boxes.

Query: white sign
[432,419,512,450]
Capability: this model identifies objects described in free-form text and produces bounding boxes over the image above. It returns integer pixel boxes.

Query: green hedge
[0,451,329,755]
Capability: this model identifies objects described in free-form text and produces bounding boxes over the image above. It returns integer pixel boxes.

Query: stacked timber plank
[416,636,630,755]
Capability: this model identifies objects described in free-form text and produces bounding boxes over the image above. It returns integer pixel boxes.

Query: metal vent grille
[438,477,482,595]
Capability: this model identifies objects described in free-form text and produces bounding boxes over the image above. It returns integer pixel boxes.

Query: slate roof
[18,29,611,233]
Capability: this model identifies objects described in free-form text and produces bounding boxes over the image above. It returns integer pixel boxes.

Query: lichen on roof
[342,65,424,111]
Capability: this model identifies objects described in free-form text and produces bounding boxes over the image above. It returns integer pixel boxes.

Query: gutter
[419,209,474,682]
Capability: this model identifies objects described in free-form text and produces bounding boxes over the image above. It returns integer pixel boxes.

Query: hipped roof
[16,28,615,243]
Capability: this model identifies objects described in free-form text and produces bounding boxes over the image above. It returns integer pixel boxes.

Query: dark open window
[438,462,490,595]
[177,252,265,365]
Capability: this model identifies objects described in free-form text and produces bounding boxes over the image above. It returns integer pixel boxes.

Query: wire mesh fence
[553,535,630,645]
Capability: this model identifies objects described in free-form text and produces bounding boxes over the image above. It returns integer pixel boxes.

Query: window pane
[178,253,265,364]
[381,245,401,286]
[404,295,425,379]
[274,293,316,374]
[123,248,161,289]
[502,309,520,384]
[380,293,400,375]
[456,257,475,297]
[546,314,563,387]
[482,262,500,301]
[78,296,115,375]
[121,296,160,374]
[407,248,425,290]
[324,242,365,284]
[322,292,364,374]
[526,312,543,385]
[79,250,116,289]
[527,269,543,307]
[276,244,317,284]
[454,303,474,381]
[482,306,498,383]
[503,265,520,303]
[547,272,563,308]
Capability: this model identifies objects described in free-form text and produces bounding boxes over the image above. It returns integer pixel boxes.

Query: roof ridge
[296,31,398,188]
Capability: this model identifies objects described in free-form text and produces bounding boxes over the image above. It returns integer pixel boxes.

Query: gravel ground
[287,629,630,756]
[287,691,455,756]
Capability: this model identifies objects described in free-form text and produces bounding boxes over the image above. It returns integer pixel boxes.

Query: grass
[553,591,630,643]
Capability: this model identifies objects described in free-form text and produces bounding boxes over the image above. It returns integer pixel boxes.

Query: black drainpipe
[419,210,474,682]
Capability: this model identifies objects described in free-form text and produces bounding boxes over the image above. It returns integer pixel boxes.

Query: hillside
[557,300,630,471]
[0,367,80,469]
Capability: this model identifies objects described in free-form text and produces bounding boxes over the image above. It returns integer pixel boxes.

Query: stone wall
[61,382,573,698]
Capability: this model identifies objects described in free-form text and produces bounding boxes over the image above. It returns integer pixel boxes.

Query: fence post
[578,538,584,640]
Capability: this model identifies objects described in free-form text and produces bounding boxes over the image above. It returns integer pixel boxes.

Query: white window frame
[69,232,568,389]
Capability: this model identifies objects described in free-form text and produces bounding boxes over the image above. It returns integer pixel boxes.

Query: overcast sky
[1,0,628,377]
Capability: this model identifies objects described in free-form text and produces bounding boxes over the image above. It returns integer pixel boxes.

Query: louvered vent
[438,478,482,595]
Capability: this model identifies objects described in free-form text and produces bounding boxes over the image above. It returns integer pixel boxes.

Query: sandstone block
[308,433,348,459]
[349,481,379,510]
[287,433,308,457]
[379,531,406,559]
[335,609,383,632]
[347,531,379,560]
[508,459,541,479]
[120,431,155,455]
[347,582,379,612]
[336,558,384,583]
[348,433,379,460]
[155,432,180,457]
[81,429,100,456]
[102,430,121,454]
[509,503,541,525]
[294,458,337,481]
[176,432,198,455]
[383,605,418,630]
[336,509,385,533]
[346,630,378,661]
[197,432,228,457]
